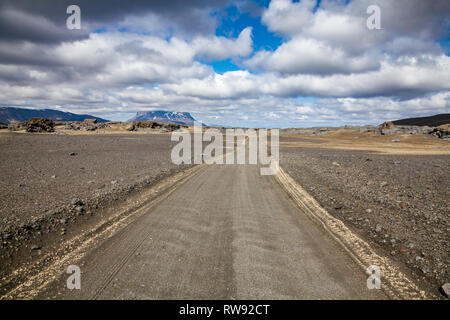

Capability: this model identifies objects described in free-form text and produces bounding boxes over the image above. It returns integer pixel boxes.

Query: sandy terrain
[281,128,450,155]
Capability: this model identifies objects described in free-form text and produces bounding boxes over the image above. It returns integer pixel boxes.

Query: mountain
[392,114,450,127]
[128,110,199,126]
[0,107,109,124]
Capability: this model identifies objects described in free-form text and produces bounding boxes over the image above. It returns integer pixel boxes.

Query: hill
[0,107,109,124]
[392,114,450,127]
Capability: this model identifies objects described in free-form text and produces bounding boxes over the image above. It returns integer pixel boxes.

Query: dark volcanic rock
[430,126,450,140]
[126,121,181,132]
[62,120,110,131]
[25,118,55,133]
[8,118,55,133]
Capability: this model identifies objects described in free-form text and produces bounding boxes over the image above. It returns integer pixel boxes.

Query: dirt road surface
[16,164,393,300]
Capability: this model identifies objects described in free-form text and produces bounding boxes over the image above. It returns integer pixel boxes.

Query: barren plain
[0,126,448,299]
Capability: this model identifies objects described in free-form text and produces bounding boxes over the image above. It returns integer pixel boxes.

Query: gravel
[0,133,192,234]
[440,283,450,298]
[280,146,449,293]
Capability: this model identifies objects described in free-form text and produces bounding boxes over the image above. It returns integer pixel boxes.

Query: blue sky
[0,0,449,127]
[209,2,283,75]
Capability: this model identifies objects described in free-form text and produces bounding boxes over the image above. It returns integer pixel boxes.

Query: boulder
[378,122,434,136]
[126,121,180,132]
[430,124,450,140]
[24,118,55,133]
[83,118,98,124]
[8,121,24,131]
[440,283,450,298]
[82,118,98,131]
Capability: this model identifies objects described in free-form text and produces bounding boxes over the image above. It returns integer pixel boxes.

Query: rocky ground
[0,132,192,244]
[7,118,187,133]
[1,129,448,298]
[280,144,449,296]
[281,121,450,140]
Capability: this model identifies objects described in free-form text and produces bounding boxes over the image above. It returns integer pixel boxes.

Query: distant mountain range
[0,107,109,124]
[392,114,450,127]
[128,111,199,126]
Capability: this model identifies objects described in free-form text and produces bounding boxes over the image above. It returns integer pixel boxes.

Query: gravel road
[29,164,387,299]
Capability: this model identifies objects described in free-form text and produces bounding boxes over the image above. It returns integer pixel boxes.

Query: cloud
[0,0,448,127]
[162,55,450,99]
[193,27,253,61]
[0,7,89,44]
[0,0,234,43]
[245,37,379,75]
[249,0,450,77]
[0,28,253,88]
[263,0,450,42]
[262,0,316,36]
